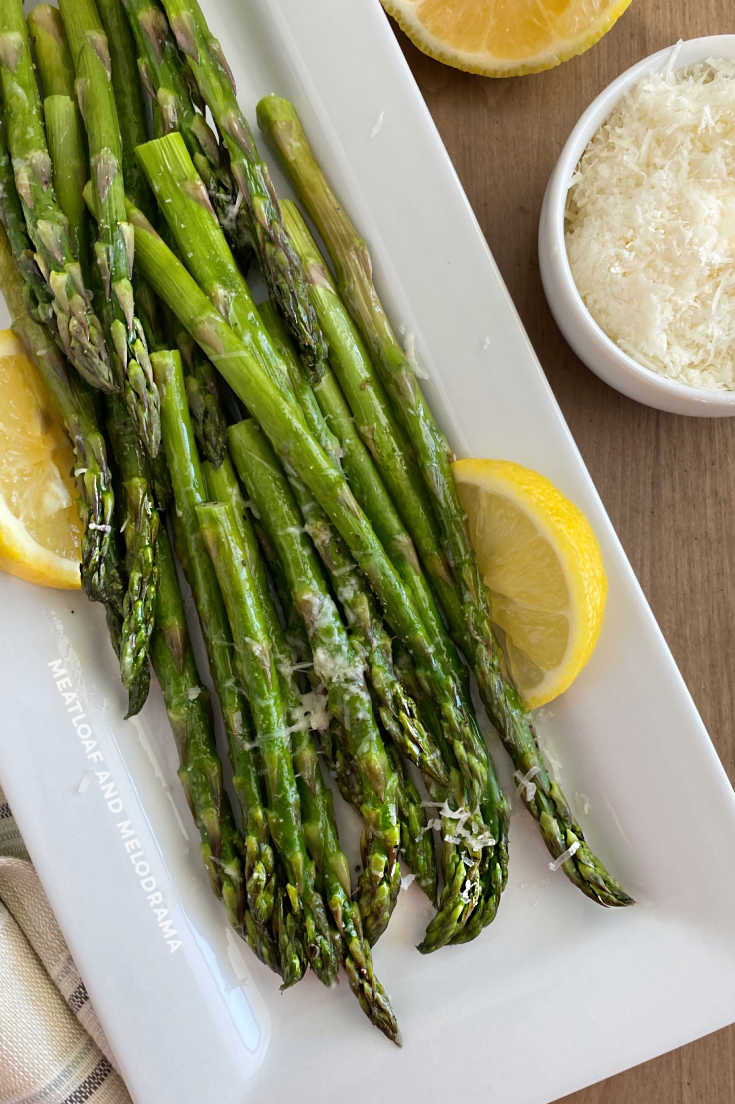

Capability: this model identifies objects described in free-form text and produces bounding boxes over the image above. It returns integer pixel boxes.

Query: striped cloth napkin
[0,784,131,1104]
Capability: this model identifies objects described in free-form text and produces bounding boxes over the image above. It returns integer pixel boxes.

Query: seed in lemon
[382,0,633,78]
[0,329,82,589]
[454,458,606,708]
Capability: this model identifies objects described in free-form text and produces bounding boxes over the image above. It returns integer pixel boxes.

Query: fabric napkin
[0,784,131,1104]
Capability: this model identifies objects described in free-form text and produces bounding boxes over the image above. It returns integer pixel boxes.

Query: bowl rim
[543,35,735,412]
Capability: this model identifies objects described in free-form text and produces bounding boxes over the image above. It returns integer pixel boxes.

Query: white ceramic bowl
[539,36,735,417]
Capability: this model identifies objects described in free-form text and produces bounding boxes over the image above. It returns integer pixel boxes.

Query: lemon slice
[0,329,82,589]
[382,0,633,77]
[454,458,606,708]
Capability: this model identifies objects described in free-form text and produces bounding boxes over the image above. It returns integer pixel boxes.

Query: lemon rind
[382,0,633,78]
[453,458,606,708]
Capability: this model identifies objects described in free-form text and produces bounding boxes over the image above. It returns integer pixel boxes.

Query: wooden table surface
[393,3,735,1102]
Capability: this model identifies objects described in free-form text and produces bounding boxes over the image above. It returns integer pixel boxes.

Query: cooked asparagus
[228,423,402,945]
[151,348,279,939]
[203,455,399,1038]
[119,0,251,264]
[0,0,111,390]
[60,0,160,457]
[257,95,631,908]
[0,223,118,606]
[157,0,327,376]
[196,501,341,986]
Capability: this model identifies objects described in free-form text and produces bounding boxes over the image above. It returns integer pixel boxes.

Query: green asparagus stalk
[105,395,159,706]
[119,0,251,264]
[150,527,268,955]
[26,6,89,273]
[229,420,403,945]
[178,332,227,467]
[129,207,494,817]
[157,0,327,377]
[151,348,279,937]
[257,96,632,909]
[97,0,154,215]
[93,0,177,512]
[202,507,314,1003]
[196,501,341,987]
[202,459,398,1037]
[26,13,86,276]
[27,6,74,96]
[0,112,55,332]
[0,0,112,390]
[0,223,121,609]
[279,201,465,643]
[60,0,161,457]
[43,96,90,271]
[389,746,437,903]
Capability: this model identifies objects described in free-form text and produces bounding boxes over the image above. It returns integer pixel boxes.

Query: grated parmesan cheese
[565,58,735,391]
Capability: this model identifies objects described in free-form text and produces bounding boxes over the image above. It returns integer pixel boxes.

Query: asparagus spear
[0,223,118,606]
[389,746,437,903]
[280,200,464,643]
[27,5,89,270]
[119,0,251,265]
[197,501,341,987]
[0,0,112,391]
[200,472,397,1033]
[203,459,398,1038]
[150,526,282,971]
[157,0,327,378]
[151,348,279,941]
[179,333,227,467]
[105,395,159,706]
[257,97,632,908]
[92,0,175,509]
[27,5,75,96]
[229,421,402,945]
[97,0,154,216]
[0,111,55,333]
[43,96,90,270]
[59,0,161,457]
[291,479,438,902]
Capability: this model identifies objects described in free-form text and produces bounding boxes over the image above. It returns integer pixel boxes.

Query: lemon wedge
[453,458,606,708]
[0,329,82,589]
[382,0,633,77]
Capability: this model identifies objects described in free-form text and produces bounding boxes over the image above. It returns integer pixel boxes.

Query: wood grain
[393,2,735,1101]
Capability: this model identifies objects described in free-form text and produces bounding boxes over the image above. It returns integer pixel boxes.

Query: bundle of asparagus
[0,0,631,1045]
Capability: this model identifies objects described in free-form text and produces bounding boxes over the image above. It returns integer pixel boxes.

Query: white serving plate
[1,2,734,1102]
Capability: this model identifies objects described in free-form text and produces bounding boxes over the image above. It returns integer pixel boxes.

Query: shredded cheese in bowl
[565,57,735,392]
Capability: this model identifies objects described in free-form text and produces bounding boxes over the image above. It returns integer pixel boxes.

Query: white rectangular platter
[1,1,735,1102]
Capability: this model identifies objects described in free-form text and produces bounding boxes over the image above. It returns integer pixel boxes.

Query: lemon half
[383,0,633,78]
[0,329,82,589]
[454,458,606,708]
